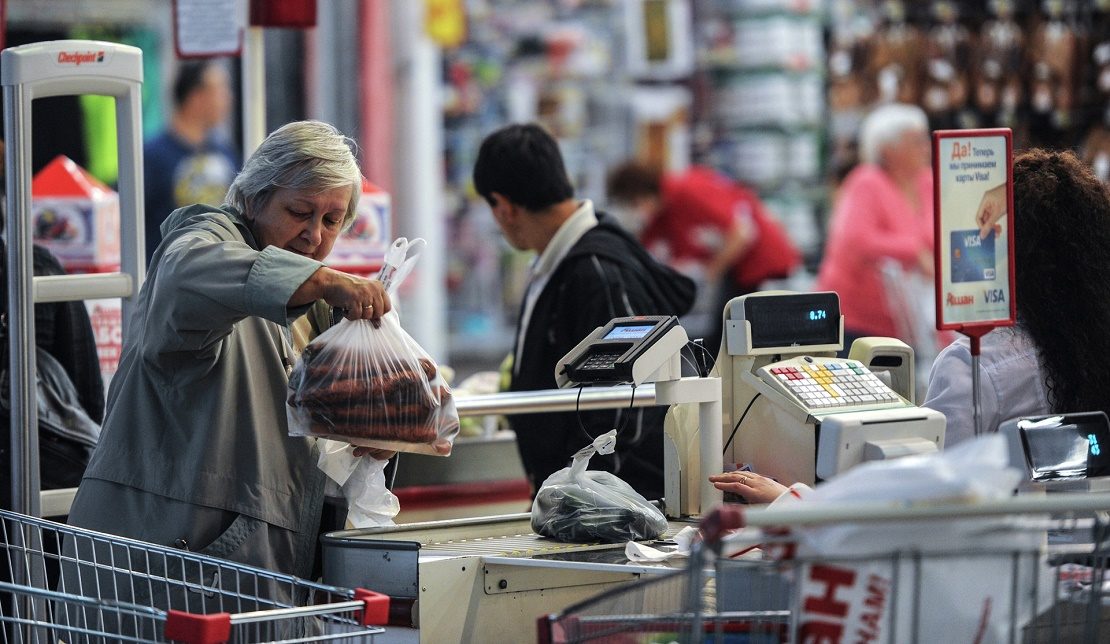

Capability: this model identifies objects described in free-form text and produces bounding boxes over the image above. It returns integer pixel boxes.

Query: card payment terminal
[557,315,686,386]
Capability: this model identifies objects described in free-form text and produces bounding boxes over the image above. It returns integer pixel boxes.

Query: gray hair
[858,103,928,166]
[226,120,362,229]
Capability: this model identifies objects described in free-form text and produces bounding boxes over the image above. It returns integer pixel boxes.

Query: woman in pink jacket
[816,104,934,349]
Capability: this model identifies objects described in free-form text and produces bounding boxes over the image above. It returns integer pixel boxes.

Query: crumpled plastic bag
[786,436,1049,644]
[317,439,399,528]
[531,430,668,544]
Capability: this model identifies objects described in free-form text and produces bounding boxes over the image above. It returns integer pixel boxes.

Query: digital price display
[745,292,840,350]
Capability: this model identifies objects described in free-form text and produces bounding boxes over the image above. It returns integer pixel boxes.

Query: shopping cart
[539,494,1110,643]
[0,508,389,643]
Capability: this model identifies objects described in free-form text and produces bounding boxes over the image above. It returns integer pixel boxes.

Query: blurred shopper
[473,124,695,500]
[925,149,1110,445]
[815,103,934,351]
[607,162,800,353]
[143,59,239,263]
[69,121,391,583]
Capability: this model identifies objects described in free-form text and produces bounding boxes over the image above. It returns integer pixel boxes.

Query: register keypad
[760,358,902,411]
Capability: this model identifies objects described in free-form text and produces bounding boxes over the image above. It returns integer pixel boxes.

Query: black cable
[680,352,702,376]
[686,340,717,376]
[723,393,761,454]
[575,384,591,442]
[574,381,638,443]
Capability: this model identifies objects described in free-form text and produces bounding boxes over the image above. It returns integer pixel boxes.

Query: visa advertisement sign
[933,129,1016,329]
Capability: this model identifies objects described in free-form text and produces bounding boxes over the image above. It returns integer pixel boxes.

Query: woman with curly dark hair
[924,149,1110,445]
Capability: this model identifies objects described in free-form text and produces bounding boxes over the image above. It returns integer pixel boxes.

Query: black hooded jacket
[509,212,696,499]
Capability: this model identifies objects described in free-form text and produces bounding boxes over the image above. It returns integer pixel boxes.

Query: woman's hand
[291,267,392,323]
[708,471,788,504]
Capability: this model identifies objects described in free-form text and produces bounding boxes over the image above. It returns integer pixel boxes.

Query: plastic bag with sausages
[287,237,459,456]
[287,315,459,455]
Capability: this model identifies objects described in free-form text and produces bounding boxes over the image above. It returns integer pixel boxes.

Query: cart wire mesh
[540,502,1110,643]
[0,509,388,643]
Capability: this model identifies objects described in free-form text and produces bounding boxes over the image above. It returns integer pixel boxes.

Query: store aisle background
[7,0,1110,405]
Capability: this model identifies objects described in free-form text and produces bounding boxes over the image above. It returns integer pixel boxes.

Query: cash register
[717,291,946,486]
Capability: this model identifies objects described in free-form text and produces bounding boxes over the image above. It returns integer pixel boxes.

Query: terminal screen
[603,324,655,340]
[1021,415,1110,480]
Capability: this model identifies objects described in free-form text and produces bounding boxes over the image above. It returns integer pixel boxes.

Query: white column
[389,0,446,360]
[241,25,266,157]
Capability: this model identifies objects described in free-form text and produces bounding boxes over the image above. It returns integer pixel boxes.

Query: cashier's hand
[352,446,396,460]
[709,471,788,504]
[975,183,1007,240]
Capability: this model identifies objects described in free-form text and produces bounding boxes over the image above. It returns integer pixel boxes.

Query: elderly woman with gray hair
[68,120,390,582]
[816,103,934,349]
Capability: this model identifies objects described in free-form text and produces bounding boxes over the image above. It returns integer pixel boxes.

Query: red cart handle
[164,610,231,644]
[355,588,391,626]
[699,504,745,547]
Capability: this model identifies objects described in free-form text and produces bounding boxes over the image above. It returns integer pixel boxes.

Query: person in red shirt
[607,163,799,353]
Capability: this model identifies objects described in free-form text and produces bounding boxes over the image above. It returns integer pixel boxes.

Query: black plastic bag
[531,431,667,544]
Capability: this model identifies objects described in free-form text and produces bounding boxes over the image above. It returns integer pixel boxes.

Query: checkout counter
[322,292,948,643]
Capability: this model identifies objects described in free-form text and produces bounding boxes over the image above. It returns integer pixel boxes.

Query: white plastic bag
[317,440,399,528]
[788,436,1049,643]
[531,430,668,544]
[287,238,460,455]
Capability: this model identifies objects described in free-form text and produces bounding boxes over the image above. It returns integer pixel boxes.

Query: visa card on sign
[950,229,996,283]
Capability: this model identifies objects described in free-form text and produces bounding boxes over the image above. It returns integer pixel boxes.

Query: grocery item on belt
[531,430,667,543]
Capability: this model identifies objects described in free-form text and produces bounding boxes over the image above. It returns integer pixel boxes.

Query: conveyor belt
[328,512,695,559]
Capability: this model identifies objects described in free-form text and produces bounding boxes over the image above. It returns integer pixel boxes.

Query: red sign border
[932,127,1017,332]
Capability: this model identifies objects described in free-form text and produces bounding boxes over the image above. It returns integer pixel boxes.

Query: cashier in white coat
[68,120,392,584]
[924,149,1110,445]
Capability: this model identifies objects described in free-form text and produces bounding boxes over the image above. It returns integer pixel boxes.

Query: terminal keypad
[760,358,902,411]
[580,352,624,370]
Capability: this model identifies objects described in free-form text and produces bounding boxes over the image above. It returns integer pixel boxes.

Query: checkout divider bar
[454,385,656,417]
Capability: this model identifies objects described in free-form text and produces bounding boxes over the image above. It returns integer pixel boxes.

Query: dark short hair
[472,123,574,212]
[173,60,217,108]
[606,161,662,204]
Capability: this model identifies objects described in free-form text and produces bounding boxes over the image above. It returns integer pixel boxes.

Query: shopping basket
[0,508,389,643]
[539,494,1110,643]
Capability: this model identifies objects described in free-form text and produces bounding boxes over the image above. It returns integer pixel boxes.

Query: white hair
[858,103,928,166]
[226,120,362,229]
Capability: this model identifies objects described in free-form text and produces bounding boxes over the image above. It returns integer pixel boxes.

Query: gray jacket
[76,204,324,534]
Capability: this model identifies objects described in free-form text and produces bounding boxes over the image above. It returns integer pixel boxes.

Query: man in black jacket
[473,124,696,500]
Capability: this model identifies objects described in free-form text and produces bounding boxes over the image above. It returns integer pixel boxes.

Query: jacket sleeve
[143,220,322,357]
